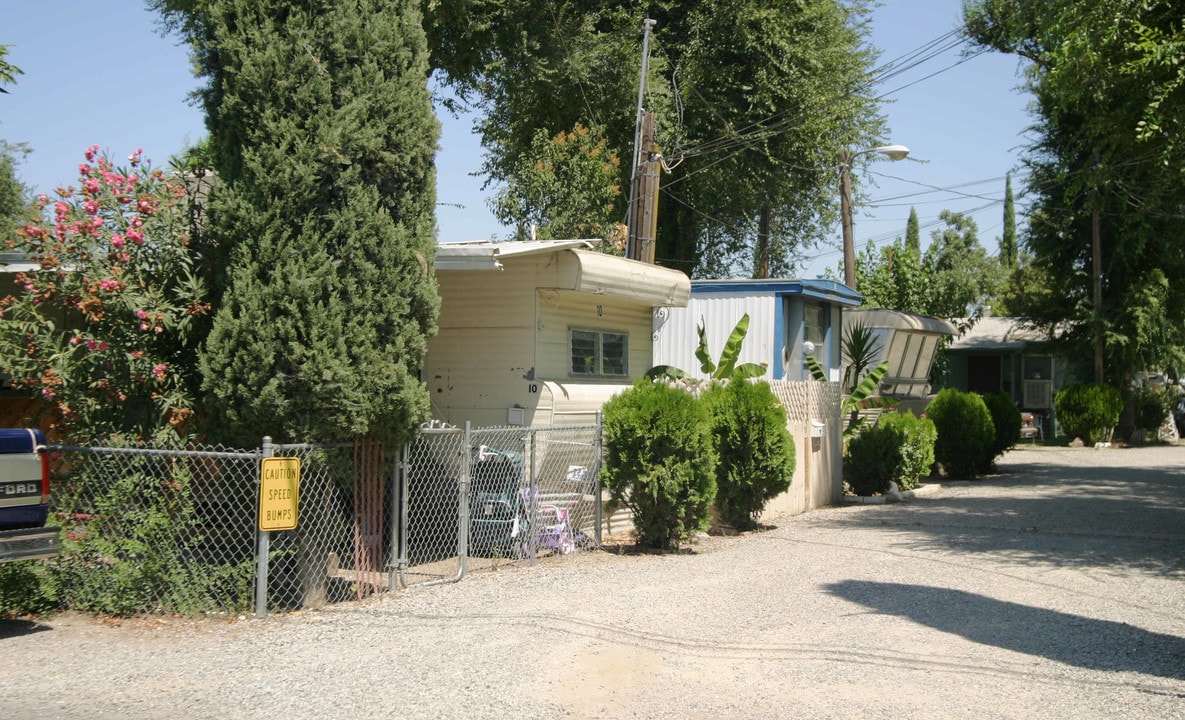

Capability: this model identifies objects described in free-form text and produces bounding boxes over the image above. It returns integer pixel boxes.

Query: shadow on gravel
[828,580,1185,681]
[0,619,52,640]
[829,456,1185,575]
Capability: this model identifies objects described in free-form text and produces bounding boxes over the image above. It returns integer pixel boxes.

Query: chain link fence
[400,423,602,587]
[39,421,602,617]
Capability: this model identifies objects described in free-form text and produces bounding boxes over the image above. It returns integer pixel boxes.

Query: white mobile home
[426,240,691,427]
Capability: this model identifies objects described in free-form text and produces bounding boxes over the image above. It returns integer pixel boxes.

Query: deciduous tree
[965,0,1185,383]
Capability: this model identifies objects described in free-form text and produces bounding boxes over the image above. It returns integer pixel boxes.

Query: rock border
[842,482,942,505]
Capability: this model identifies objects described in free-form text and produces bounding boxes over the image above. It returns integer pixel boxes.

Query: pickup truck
[0,428,61,563]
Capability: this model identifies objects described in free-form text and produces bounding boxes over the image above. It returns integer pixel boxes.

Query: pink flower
[70,335,82,346]
[129,148,143,165]
[136,309,148,320]
[111,233,125,250]
[136,198,153,214]
[85,339,98,351]
[151,364,167,380]
[54,202,70,220]
[140,323,149,331]
[83,200,100,216]
[41,387,55,400]
[78,163,91,176]
[85,145,99,162]
[83,179,100,195]
[98,279,120,292]
[126,228,144,245]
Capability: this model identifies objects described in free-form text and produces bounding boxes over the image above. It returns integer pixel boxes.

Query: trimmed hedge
[926,389,993,480]
[701,379,795,530]
[981,391,1022,472]
[1055,383,1122,444]
[843,410,936,496]
[600,378,717,550]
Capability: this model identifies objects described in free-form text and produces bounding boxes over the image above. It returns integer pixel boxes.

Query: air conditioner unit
[1023,379,1053,409]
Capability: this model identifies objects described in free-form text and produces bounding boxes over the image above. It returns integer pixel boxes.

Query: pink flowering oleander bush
[0,147,209,443]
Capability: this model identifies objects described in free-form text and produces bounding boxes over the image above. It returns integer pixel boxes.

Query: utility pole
[753,206,771,279]
[1092,206,1104,383]
[838,149,856,289]
[625,18,656,260]
[629,112,660,264]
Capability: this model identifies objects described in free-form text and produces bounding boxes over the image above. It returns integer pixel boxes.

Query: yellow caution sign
[258,457,300,531]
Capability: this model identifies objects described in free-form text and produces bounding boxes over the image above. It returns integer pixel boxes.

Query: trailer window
[570,329,628,377]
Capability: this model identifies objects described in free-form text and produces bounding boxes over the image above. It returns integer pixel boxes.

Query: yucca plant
[841,320,883,393]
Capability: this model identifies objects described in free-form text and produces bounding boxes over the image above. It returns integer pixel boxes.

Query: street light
[839,144,910,289]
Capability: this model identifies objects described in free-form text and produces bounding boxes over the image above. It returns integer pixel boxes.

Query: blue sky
[2,1,1031,278]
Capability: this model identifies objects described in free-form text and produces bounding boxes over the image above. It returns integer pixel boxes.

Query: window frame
[569,328,629,378]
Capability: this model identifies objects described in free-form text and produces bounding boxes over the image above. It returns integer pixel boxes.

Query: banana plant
[647,314,767,382]
[805,354,897,436]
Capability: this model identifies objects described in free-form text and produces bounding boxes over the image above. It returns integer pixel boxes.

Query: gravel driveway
[3,443,1184,719]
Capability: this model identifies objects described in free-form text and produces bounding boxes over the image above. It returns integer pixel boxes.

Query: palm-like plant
[648,314,767,383]
[840,320,883,393]
[806,356,897,437]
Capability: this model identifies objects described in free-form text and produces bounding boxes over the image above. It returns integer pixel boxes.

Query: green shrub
[0,560,61,618]
[1055,383,1123,443]
[844,422,904,496]
[980,391,1022,471]
[1133,385,1171,431]
[844,410,936,495]
[925,389,993,480]
[880,410,937,491]
[50,453,255,616]
[600,378,717,550]
[701,379,795,530]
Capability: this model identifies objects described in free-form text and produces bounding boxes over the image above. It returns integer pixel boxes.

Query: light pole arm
[837,144,908,291]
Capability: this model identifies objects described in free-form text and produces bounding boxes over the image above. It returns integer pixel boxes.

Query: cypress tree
[1000,173,1017,268]
[199,0,439,446]
[905,206,920,254]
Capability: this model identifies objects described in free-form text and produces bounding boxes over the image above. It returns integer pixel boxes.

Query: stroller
[468,446,526,558]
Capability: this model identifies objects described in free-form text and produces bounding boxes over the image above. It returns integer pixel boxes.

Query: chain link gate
[397,421,603,588]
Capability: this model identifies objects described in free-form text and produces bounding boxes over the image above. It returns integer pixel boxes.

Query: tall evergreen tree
[904,206,920,254]
[196,0,440,446]
[0,139,30,237]
[999,173,1016,268]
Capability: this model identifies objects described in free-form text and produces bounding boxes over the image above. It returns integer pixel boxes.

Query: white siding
[536,290,654,379]
[426,261,541,427]
[652,294,776,379]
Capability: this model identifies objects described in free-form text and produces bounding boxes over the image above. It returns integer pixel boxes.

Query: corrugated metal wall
[652,294,776,379]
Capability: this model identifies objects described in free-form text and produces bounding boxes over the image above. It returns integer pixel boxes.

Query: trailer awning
[557,249,690,307]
